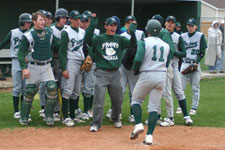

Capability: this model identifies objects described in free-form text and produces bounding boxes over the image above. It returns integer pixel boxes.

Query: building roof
[203,0,225,9]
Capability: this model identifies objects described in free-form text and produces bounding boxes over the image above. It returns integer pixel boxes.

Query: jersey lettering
[152,45,165,62]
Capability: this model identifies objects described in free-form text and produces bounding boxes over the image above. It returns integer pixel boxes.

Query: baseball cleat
[14,112,21,119]
[145,117,162,125]
[114,121,122,128]
[62,118,75,127]
[53,113,61,122]
[90,125,99,132]
[19,118,29,126]
[143,134,153,145]
[184,116,193,126]
[130,123,144,140]
[75,108,83,119]
[160,118,175,127]
[45,117,54,127]
[39,109,45,118]
[106,109,112,119]
[176,107,182,114]
[73,118,86,123]
[82,113,89,120]
[189,109,196,115]
[128,115,135,123]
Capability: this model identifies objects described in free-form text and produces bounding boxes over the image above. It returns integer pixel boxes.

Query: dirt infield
[0,125,225,150]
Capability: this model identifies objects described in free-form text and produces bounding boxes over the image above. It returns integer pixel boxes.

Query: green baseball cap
[83,10,92,17]
[187,18,197,26]
[69,10,81,19]
[80,14,89,22]
[176,22,181,27]
[125,15,136,23]
[105,17,117,25]
[166,16,176,23]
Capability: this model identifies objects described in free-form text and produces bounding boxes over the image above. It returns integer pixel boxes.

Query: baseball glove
[81,56,93,72]
[181,64,197,75]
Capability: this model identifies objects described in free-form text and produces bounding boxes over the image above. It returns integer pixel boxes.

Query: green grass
[0,77,225,129]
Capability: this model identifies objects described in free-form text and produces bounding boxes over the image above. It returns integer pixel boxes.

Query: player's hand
[91,13,96,17]
[193,63,198,66]
[22,69,31,80]
[62,71,69,79]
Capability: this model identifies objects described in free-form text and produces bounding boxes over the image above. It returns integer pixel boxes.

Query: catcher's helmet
[19,13,32,26]
[145,19,161,35]
[55,8,69,19]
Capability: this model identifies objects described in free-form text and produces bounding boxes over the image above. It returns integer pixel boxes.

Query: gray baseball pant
[91,69,123,127]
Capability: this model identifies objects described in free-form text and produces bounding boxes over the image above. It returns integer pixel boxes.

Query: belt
[99,68,118,71]
[30,61,50,66]
[182,60,194,64]
[141,70,166,73]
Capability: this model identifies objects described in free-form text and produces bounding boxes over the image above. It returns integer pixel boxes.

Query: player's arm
[160,30,175,67]
[59,31,68,72]
[84,16,98,46]
[195,34,207,64]
[0,31,11,50]
[174,36,186,58]
[18,35,29,70]
[123,23,137,49]
[132,40,145,72]
[51,35,60,53]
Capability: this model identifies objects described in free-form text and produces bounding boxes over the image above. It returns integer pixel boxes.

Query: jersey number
[152,45,165,62]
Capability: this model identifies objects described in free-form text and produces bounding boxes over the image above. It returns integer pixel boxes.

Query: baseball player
[46,11,53,27]
[175,22,183,35]
[18,11,58,126]
[119,15,145,123]
[160,16,193,127]
[0,13,32,119]
[50,8,69,122]
[59,10,85,126]
[130,19,171,145]
[177,18,207,115]
[78,13,100,121]
[85,14,137,132]
[143,14,175,125]
[120,16,135,34]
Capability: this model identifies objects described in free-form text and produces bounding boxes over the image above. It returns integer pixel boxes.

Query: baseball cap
[80,14,89,22]
[69,10,81,19]
[187,18,197,26]
[152,14,164,25]
[125,15,136,23]
[166,16,176,23]
[83,10,92,17]
[176,22,181,27]
[105,17,117,25]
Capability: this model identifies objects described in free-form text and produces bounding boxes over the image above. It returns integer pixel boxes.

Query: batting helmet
[145,19,161,35]
[39,10,48,16]
[55,8,69,20]
[18,13,32,26]
[46,11,53,18]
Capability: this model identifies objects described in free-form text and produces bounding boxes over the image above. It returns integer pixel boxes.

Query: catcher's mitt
[181,64,197,75]
[81,56,93,72]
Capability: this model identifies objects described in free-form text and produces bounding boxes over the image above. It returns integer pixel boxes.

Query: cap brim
[71,15,81,19]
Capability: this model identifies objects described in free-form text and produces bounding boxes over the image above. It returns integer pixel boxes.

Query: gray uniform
[181,32,203,110]
[160,32,186,118]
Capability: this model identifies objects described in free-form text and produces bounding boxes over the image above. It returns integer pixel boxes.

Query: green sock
[13,96,19,113]
[179,99,188,116]
[83,94,91,113]
[131,104,142,124]
[62,97,69,119]
[88,95,93,110]
[147,111,158,135]
[74,96,79,110]
[69,98,76,119]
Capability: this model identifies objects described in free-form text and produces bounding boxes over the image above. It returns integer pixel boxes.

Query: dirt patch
[0,125,225,150]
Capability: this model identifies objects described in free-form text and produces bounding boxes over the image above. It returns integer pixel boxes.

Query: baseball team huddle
[0,7,207,145]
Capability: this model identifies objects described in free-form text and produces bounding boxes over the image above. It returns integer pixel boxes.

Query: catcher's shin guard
[45,81,57,119]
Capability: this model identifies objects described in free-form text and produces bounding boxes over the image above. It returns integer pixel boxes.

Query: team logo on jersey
[102,42,119,60]
[71,38,84,51]
[184,41,198,49]
[13,37,22,50]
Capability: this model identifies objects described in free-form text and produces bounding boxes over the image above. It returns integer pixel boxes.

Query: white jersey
[51,25,66,39]
[10,28,24,58]
[181,32,203,61]
[140,36,170,72]
[120,30,144,41]
[64,26,85,61]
